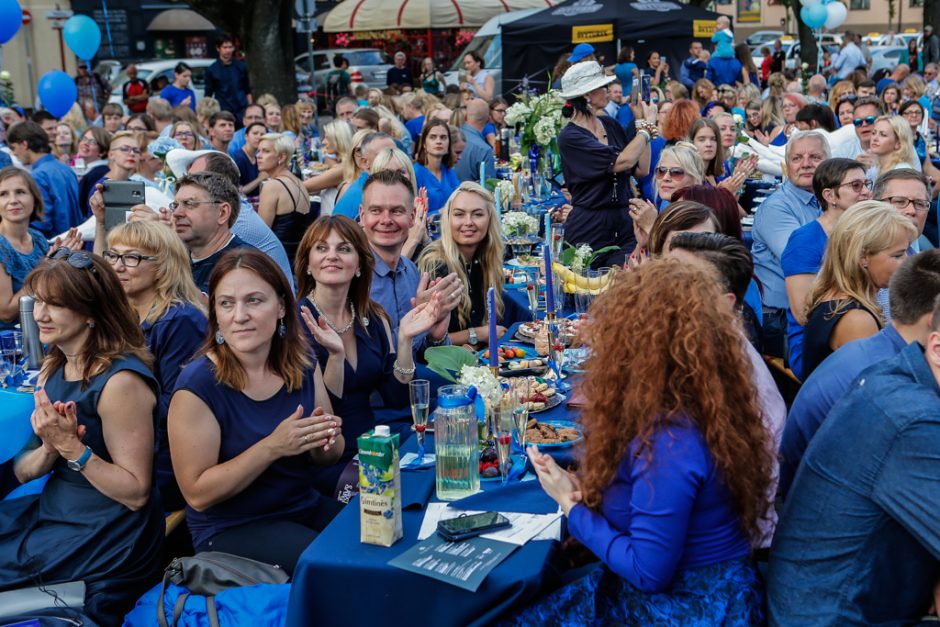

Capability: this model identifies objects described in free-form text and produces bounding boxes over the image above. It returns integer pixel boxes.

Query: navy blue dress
[802,299,881,379]
[142,302,207,510]
[173,355,333,550]
[0,228,49,331]
[0,356,164,625]
[298,300,406,497]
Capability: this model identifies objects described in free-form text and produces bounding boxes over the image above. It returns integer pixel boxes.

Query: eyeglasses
[127,125,148,132]
[113,146,142,155]
[902,109,924,118]
[79,137,98,145]
[174,131,195,138]
[884,195,931,213]
[103,250,158,267]
[169,199,221,212]
[853,115,877,127]
[49,247,96,272]
[655,166,686,179]
[836,178,873,193]
[491,108,507,113]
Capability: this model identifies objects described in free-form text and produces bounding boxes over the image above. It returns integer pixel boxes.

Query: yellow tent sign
[693,20,716,38]
[572,24,614,44]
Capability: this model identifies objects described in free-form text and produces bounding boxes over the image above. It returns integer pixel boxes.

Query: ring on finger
[304,434,310,443]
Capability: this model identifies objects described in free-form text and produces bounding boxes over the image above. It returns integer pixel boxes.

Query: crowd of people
[1,24,940,627]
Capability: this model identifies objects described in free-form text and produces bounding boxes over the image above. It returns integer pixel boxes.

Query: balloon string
[100,0,115,58]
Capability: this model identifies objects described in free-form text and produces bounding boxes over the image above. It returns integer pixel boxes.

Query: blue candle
[544,213,551,248]
[495,186,502,214]
[487,287,498,367]
[479,161,486,187]
[543,244,555,315]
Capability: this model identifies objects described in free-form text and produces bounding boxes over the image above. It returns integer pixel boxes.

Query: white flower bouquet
[502,211,539,237]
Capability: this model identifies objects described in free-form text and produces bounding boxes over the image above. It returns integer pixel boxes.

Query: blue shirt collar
[883,324,909,352]
[783,179,819,208]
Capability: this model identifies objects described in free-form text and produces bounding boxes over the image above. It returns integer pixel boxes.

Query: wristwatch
[67,446,92,472]
[468,327,479,345]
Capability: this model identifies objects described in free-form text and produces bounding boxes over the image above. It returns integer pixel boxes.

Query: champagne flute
[494,404,513,485]
[511,378,531,462]
[409,379,430,463]
[524,267,539,317]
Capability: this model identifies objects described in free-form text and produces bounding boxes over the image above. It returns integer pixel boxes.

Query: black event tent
[501,0,724,97]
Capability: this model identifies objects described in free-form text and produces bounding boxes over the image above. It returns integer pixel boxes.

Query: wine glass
[550,223,565,259]
[494,404,513,485]
[523,267,540,317]
[509,378,531,462]
[409,379,430,463]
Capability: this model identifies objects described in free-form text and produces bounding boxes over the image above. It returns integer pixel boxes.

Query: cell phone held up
[437,511,511,542]
[102,180,145,230]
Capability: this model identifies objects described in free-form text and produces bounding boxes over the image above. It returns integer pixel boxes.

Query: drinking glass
[409,379,430,462]
[426,213,441,239]
[550,223,565,259]
[523,267,540,317]
[509,378,531,457]
[575,289,591,320]
[494,405,513,485]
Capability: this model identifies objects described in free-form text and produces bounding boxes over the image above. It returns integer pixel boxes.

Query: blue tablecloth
[285,434,561,627]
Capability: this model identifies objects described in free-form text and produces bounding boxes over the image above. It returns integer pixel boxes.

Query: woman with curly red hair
[508,260,772,624]
[660,98,700,143]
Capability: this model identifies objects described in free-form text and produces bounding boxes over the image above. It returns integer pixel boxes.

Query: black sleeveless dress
[269,176,315,265]
[802,299,881,379]
[0,356,164,625]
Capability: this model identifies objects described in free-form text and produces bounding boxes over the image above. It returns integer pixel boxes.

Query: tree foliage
[187,0,298,105]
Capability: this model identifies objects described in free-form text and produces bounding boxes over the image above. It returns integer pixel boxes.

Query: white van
[444,8,544,96]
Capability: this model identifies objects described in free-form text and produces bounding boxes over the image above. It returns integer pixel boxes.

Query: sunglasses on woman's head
[853,116,877,127]
[655,166,686,178]
[839,94,858,104]
[50,247,96,272]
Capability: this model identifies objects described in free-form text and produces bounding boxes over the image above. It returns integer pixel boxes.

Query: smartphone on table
[437,512,511,542]
[102,180,146,230]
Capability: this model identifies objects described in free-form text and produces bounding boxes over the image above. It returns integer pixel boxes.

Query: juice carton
[358,425,402,546]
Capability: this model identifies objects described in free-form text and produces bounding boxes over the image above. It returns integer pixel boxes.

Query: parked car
[869,46,908,77]
[295,48,391,109]
[108,58,214,111]
[783,43,841,71]
[745,31,790,47]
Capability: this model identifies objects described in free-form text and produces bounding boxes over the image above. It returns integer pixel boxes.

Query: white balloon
[800,0,821,7]
[825,2,847,29]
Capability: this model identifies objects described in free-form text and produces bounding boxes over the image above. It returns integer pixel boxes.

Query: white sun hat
[559,61,616,100]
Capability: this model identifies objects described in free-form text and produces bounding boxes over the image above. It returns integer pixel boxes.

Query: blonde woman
[103,220,207,510]
[374,103,412,153]
[828,80,856,111]
[335,129,370,203]
[303,120,354,213]
[654,142,705,206]
[169,120,202,151]
[371,147,417,194]
[801,200,917,378]
[418,183,523,346]
[53,123,77,165]
[868,115,920,181]
[257,132,311,261]
[281,104,302,144]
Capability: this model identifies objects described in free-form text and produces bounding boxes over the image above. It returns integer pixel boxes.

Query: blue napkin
[402,469,435,510]
[450,477,558,515]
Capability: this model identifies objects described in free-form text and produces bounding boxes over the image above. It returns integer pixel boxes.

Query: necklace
[309,294,356,334]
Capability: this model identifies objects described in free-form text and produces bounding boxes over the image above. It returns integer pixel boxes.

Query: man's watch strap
[67,446,92,472]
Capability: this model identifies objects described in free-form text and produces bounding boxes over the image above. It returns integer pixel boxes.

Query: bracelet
[638,129,651,143]
[393,361,416,377]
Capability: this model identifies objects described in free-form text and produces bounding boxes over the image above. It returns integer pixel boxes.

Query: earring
[355,269,361,278]
[307,268,312,276]
[215,328,225,344]
[278,318,286,338]
[88,321,95,328]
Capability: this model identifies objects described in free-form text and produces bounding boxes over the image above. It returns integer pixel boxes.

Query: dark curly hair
[578,259,774,543]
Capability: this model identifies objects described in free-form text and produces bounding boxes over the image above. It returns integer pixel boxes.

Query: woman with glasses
[0,249,163,624]
[745,99,776,137]
[84,131,140,210]
[868,116,920,182]
[234,122,267,198]
[103,221,206,510]
[169,120,202,151]
[420,57,445,97]
[0,168,50,329]
[801,201,916,378]
[169,249,343,574]
[414,119,458,215]
[486,97,508,153]
[769,93,806,146]
[160,62,196,111]
[296,215,439,499]
[652,143,704,207]
[556,62,654,267]
[782,159,872,380]
[257,132,312,263]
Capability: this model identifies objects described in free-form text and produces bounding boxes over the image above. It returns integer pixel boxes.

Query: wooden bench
[763,355,802,409]
[165,509,185,537]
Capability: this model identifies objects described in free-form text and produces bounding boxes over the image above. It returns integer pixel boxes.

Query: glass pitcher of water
[434,385,480,501]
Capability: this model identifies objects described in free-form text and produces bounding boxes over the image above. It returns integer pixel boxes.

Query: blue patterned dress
[0,228,49,330]
[504,421,764,625]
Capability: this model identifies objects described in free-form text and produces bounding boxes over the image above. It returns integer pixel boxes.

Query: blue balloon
[37,70,77,118]
[802,3,828,28]
[0,0,22,45]
[63,14,100,61]
[0,389,34,463]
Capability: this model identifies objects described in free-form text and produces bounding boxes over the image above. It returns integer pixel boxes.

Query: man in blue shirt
[679,41,706,91]
[7,121,81,238]
[205,34,252,122]
[226,104,265,158]
[454,99,495,183]
[705,55,742,90]
[333,132,397,219]
[830,32,868,81]
[777,249,940,502]
[358,169,459,350]
[751,131,827,356]
[768,323,940,624]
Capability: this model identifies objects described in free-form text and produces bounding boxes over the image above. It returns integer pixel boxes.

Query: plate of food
[522,378,563,413]
[514,319,577,346]
[525,419,583,448]
[481,346,549,376]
